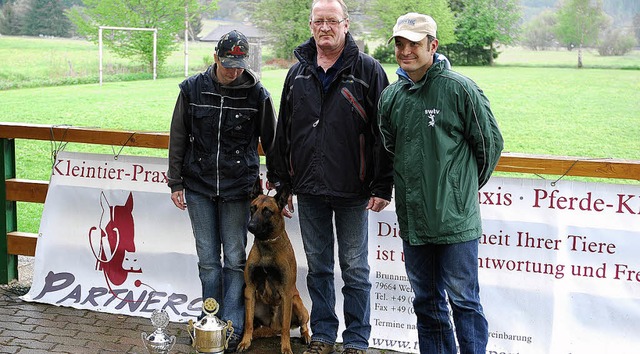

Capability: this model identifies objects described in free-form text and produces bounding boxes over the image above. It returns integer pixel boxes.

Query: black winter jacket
[168,65,276,200]
[270,33,393,200]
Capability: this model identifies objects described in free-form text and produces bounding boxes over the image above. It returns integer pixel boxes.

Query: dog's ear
[249,176,263,201]
[274,184,291,211]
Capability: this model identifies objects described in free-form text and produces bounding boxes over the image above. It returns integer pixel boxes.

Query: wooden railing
[1,122,639,284]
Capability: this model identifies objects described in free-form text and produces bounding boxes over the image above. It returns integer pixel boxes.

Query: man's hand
[171,190,187,210]
[367,196,390,212]
[282,194,295,218]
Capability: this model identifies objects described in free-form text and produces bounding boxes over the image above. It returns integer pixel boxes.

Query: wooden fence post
[0,138,18,284]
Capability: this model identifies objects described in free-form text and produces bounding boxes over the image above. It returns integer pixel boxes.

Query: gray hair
[310,0,349,20]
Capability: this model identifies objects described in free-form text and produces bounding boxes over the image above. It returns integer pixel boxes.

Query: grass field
[2,35,640,89]
[1,35,639,232]
[0,35,216,89]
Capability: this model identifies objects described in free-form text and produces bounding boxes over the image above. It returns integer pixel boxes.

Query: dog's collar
[258,233,281,243]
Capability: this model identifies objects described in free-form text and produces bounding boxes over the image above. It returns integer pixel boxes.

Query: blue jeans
[186,190,248,335]
[297,194,371,351]
[403,239,488,354]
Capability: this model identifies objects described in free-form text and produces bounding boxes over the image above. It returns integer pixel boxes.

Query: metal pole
[153,29,157,80]
[185,3,189,77]
[99,27,103,85]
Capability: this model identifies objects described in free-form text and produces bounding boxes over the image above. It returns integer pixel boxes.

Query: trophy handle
[224,320,234,349]
[169,335,176,350]
[187,319,196,348]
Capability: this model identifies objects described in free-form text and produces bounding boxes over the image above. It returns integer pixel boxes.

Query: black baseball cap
[215,30,249,69]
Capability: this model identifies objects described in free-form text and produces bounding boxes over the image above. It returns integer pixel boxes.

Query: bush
[372,43,395,64]
[521,10,557,51]
[439,43,496,66]
[202,54,213,70]
[597,29,637,56]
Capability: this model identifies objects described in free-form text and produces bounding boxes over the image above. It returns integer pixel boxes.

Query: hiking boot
[342,348,366,354]
[303,340,335,354]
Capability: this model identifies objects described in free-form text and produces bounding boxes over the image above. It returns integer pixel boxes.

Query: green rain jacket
[378,57,504,245]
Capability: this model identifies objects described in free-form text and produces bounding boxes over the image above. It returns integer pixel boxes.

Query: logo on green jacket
[425,108,440,127]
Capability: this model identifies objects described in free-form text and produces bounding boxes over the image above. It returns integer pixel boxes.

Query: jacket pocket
[223,110,255,140]
[449,165,465,214]
[359,133,366,182]
[189,106,217,153]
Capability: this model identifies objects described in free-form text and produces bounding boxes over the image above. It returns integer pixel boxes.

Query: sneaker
[343,348,366,354]
[303,340,335,354]
[225,333,241,353]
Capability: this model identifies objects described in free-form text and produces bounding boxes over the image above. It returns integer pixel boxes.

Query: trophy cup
[188,298,234,354]
[141,309,176,354]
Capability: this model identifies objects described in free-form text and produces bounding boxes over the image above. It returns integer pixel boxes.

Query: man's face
[310,0,349,52]
[394,36,438,80]
[214,55,244,85]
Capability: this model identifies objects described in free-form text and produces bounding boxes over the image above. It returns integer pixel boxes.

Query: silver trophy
[141,309,176,354]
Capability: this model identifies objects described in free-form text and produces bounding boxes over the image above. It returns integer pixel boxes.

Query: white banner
[22,152,201,322]
[369,177,640,353]
[22,152,640,353]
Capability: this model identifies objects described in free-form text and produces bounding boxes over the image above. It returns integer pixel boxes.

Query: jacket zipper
[216,96,224,195]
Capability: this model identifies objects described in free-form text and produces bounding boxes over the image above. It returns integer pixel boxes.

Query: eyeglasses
[311,18,346,27]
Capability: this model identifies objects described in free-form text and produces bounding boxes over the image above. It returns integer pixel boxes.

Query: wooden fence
[1,122,639,284]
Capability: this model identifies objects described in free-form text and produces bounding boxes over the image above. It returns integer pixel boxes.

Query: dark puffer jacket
[168,65,276,200]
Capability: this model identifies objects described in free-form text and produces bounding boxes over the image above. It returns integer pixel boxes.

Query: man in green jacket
[378,13,504,354]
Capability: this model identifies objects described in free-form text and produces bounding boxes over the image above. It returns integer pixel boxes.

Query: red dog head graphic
[89,192,141,287]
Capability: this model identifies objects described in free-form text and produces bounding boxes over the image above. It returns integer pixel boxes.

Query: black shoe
[225,333,241,353]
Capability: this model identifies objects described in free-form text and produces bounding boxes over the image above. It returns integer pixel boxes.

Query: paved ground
[0,256,402,353]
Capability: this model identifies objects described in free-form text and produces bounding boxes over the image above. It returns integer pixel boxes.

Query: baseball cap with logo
[387,13,437,44]
[216,30,249,69]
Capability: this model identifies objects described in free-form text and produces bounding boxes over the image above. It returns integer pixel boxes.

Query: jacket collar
[396,54,446,88]
[294,32,360,69]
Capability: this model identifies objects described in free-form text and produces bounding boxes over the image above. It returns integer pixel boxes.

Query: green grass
[0,35,217,89]
[493,45,640,69]
[1,37,639,233]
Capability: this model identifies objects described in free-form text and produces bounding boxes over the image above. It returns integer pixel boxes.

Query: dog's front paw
[302,332,311,345]
[300,325,311,345]
[280,344,293,354]
[237,338,251,352]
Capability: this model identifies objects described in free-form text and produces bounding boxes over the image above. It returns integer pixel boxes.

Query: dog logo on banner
[88,192,152,298]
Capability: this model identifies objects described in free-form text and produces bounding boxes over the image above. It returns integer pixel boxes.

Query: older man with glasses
[267,0,393,353]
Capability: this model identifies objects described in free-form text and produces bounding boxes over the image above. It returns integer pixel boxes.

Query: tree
[67,0,216,70]
[554,0,608,68]
[24,0,72,37]
[0,0,28,35]
[367,0,456,46]
[453,0,521,66]
[243,0,311,60]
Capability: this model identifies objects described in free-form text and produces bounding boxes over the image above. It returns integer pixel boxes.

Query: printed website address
[371,338,417,351]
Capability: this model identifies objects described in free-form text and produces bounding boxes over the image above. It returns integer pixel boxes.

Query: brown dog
[237,191,311,354]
